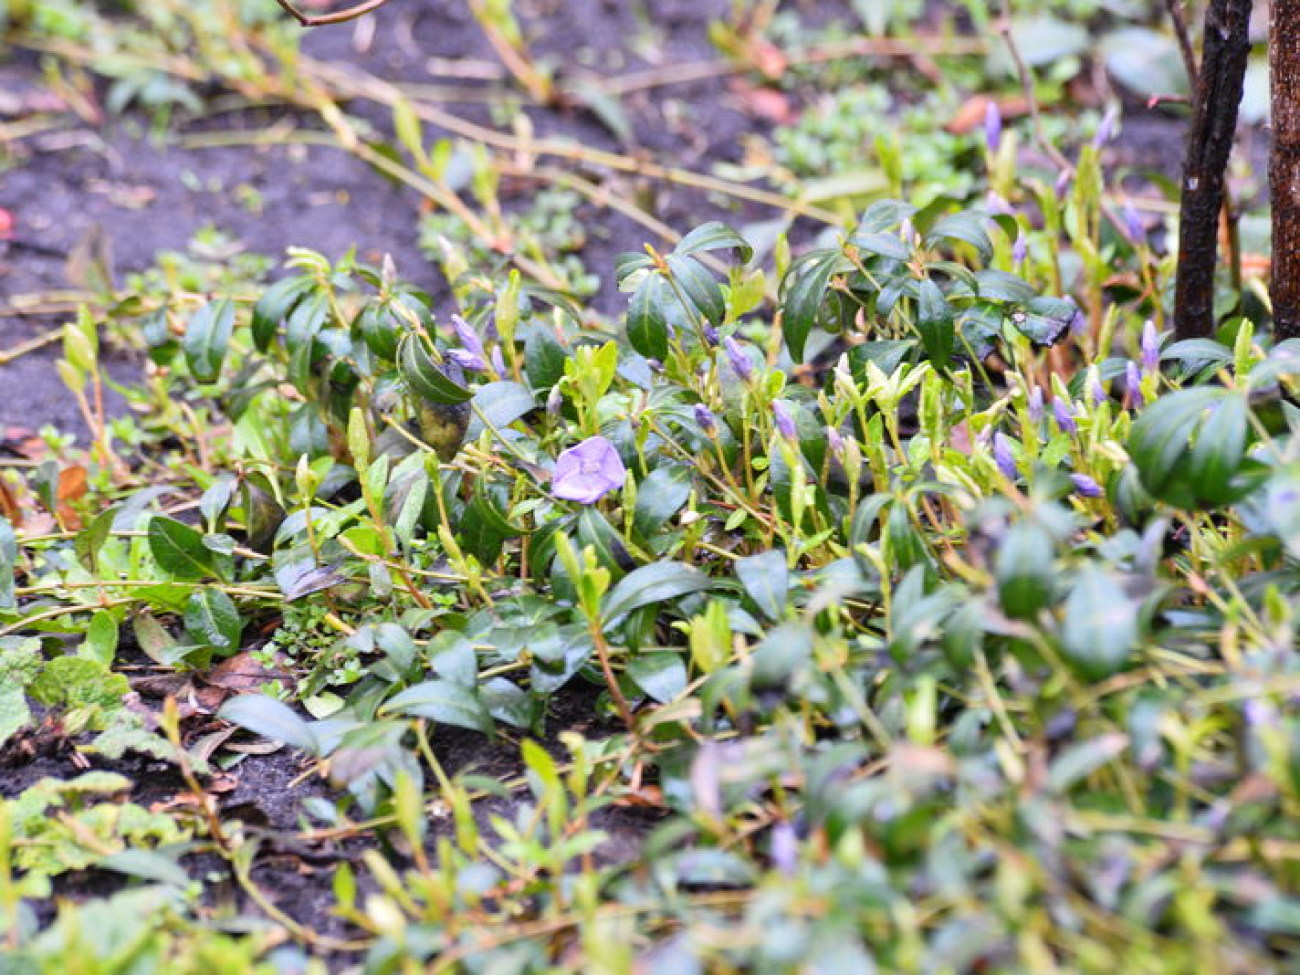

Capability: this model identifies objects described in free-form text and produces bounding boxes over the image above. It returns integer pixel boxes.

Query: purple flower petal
[1027,385,1044,424]
[772,400,797,441]
[694,403,718,436]
[984,100,1003,154]
[1140,319,1161,376]
[1126,360,1145,408]
[551,436,627,504]
[1070,473,1104,498]
[451,314,486,362]
[1052,399,1077,435]
[724,336,755,383]
[993,432,1017,481]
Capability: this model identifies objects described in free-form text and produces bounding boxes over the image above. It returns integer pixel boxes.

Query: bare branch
[272,0,395,28]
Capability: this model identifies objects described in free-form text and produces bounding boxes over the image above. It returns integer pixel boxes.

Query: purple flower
[702,324,720,347]
[450,315,488,372]
[826,425,845,455]
[724,336,755,383]
[1094,105,1119,148]
[491,346,507,376]
[1140,319,1161,376]
[985,191,1012,216]
[984,100,1003,154]
[1055,169,1073,197]
[551,436,627,504]
[1012,232,1028,265]
[1027,385,1044,424]
[772,400,798,441]
[1070,473,1104,498]
[1122,202,1145,245]
[1126,361,1145,408]
[1066,298,1087,336]
[993,432,1017,480]
[769,821,799,877]
[1089,374,1107,406]
[694,403,718,436]
[1052,399,1077,435]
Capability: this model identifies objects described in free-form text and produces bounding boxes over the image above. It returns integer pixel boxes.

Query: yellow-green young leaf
[348,407,371,471]
[392,97,426,164]
[690,600,732,674]
[82,610,119,667]
[63,306,98,375]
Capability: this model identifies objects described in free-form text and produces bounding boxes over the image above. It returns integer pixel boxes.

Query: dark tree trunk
[1273,0,1300,340]
[1173,0,1254,339]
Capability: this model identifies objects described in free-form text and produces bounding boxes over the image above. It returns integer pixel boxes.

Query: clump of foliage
[1,1,1297,972]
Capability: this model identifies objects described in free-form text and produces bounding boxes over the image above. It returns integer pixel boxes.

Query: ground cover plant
[2,0,1300,971]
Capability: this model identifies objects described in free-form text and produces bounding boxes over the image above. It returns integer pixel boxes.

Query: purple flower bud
[826,425,845,455]
[769,821,799,877]
[1122,202,1145,245]
[900,219,915,245]
[1094,105,1119,148]
[1070,473,1104,498]
[993,432,1017,480]
[1027,385,1044,424]
[1066,298,1087,336]
[447,349,487,372]
[1140,319,1160,376]
[1052,399,1077,435]
[551,436,627,504]
[694,403,718,436]
[724,336,755,383]
[702,324,720,347]
[1012,231,1028,265]
[546,385,564,416]
[1055,169,1073,197]
[984,100,1003,154]
[1126,360,1145,408]
[491,346,507,376]
[985,191,1012,216]
[772,400,798,441]
[1090,374,1107,406]
[451,314,487,364]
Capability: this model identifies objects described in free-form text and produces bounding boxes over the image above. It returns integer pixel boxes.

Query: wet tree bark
[1273,0,1300,340]
[1173,0,1254,339]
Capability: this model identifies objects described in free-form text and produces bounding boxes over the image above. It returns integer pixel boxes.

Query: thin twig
[1164,0,1200,82]
[272,0,395,27]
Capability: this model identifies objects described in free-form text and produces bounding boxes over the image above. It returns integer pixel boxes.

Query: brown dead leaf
[729,81,797,125]
[946,94,1030,135]
[206,651,280,694]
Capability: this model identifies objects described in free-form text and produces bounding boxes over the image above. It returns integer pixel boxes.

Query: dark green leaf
[674,221,754,263]
[916,277,955,367]
[627,273,672,361]
[183,588,241,656]
[602,561,713,626]
[382,679,494,734]
[1060,567,1138,680]
[148,517,220,581]
[735,549,789,620]
[627,652,688,703]
[996,522,1055,620]
[665,253,725,326]
[183,298,235,384]
[780,249,842,363]
[399,334,472,405]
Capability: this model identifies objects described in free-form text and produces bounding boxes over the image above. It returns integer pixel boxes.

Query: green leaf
[466,381,536,439]
[850,231,911,262]
[627,273,672,361]
[924,211,992,262]
[1060,567,1138,680]
[183,298,235,384]
[1048,734,1129,792]
[627,652,688,703]
[666,254,725,326]
[147,517,221,581]
[183,588,242,657]
[382,679,494,734]
[601,561,713,626]
[780,249,842,363]
[82,610,119,667]
[750,622,815,691]
[220,695,318,752]
[996,522,1055,621]
[916,277,955,367]
[524,324,569,391]
[399,334,472,405]
[0,686,30,750]
[633,466,693,537]
[99,849,191,888]
[735,550,789,621]
[674,221,754,263]
[252,275,310,352]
